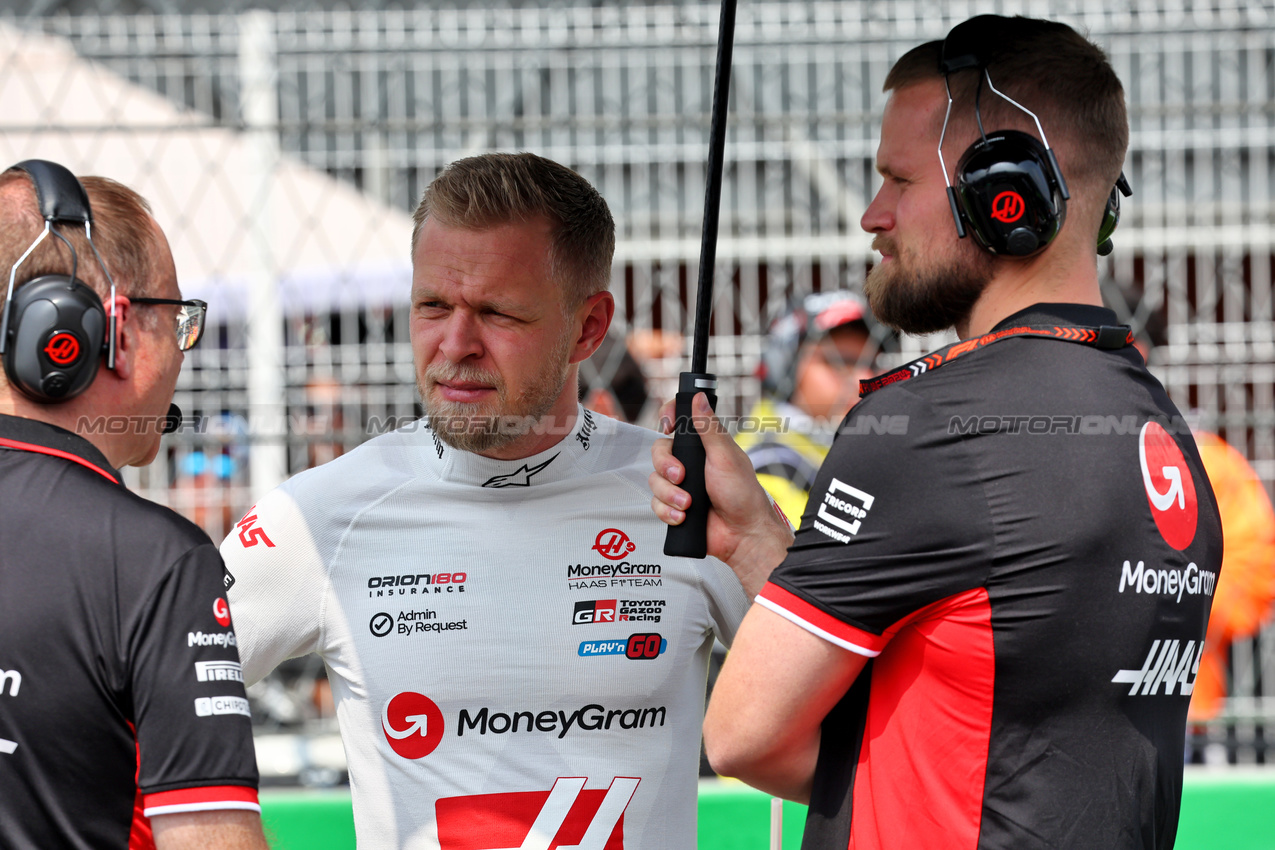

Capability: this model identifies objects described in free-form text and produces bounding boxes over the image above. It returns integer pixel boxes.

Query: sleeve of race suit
[221,486,327,686]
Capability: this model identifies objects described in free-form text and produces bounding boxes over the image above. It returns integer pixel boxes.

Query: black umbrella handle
[664,373,717,559]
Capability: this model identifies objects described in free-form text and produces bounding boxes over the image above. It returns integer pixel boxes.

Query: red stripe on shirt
[142,785,260,816]
[0,436,118,483]
[757,582,888,656]
[849,587,994,850]
[128,724,155,850]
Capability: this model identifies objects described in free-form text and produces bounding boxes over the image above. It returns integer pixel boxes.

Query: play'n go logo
[382,692,445,759]
[592,529,636,561]
[1138,422,1198,551]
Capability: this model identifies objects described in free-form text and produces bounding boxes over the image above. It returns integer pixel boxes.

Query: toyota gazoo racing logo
[213,596,232,627]
[1138,422,1198,550]
[436,776,639,850]
[382,691,445,759]
[990,190,1026,223]
[574,599,616,625]
[592,529,636,560]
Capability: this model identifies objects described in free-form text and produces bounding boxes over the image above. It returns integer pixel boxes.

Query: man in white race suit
[222,153,781,849]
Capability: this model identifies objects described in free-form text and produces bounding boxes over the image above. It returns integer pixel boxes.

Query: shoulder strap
[860,323,1133,397]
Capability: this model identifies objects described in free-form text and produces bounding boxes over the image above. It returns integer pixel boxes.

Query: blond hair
[412,153,615,308]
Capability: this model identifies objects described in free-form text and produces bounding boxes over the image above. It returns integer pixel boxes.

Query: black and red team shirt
[0,414,259,850]
[757,304,1223,850]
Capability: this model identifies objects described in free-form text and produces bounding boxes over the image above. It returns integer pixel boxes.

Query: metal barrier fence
[3,0,1272,773]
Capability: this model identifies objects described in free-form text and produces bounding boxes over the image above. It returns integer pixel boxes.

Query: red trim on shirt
[0,436,118,484]
[850,587,995,850]
[128,725,155,850]
[757,582,888,655]
[142,785,260,817]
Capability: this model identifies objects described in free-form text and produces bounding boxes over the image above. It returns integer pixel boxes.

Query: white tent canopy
[0,21,415,321]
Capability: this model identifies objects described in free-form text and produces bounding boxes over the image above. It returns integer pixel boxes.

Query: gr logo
[574,599,617,625]
[382,691,445,759]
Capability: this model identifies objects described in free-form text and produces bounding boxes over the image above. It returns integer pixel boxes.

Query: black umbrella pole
[664,0,736,559]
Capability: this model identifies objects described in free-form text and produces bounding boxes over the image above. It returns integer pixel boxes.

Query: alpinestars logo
[1112,639,1203,696]
[483,455,558,488]
[435,776,639,850]
[1139,422,1198,550]
[382,691,445,759]
[813,477,874,544]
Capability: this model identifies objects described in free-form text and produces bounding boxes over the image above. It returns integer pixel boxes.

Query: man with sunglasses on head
[0,163,266,850]
[651,16,1222,850]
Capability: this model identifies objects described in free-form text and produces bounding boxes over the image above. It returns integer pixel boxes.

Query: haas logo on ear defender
[43,332,81,365]
[1138,422,1198,551]
[990,191,1026,223]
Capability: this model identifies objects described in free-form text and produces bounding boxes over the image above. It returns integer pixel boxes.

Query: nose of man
[437,311,484,363]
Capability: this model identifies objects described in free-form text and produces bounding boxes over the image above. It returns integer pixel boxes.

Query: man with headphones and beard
[0,162,266,849]
[651,16,1222,850]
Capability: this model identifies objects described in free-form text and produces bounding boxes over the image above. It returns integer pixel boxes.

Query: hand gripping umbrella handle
[664,373,718,558]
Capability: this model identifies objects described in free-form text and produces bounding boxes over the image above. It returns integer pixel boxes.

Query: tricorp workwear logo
[382,692,445,759]
[592,529,636,560]
[1138,422,1198,550]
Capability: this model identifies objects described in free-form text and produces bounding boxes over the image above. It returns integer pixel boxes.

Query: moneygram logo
[435,776,638,850]
[382,691,445,759]
[592,529,636,560]
[213,597,231,628]
[1139,422,1198,550]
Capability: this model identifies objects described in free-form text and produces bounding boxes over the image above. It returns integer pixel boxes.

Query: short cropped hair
[0,170,160,315]
[411,152,616,308]
[884,16,1128,192]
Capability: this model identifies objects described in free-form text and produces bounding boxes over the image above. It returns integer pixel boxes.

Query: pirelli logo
[195,660,244,683]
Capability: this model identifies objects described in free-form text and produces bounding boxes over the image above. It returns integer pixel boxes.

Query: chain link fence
[3,0,1273,776]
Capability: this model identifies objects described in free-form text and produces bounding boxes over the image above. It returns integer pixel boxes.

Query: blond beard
[418,332,574,454]
[864,235,995,336]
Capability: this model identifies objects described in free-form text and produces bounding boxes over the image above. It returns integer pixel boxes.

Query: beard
[864,235,995,337]
[418,333,573,454]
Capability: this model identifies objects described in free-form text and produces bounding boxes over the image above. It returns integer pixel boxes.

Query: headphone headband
[7,160,93,225]
[1,160,115,402]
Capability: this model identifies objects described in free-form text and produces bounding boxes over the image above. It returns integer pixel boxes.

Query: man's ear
[104,294,134,379]
[570,291,615,365]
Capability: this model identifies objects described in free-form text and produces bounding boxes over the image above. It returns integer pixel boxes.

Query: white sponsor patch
[194,660,244,683]
[813,477,875,543]
[195,696,252,718]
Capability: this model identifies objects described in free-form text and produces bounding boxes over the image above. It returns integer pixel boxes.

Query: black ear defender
[1096,171,1133,256]
[938,16,1070,257]
[0,159,119,403]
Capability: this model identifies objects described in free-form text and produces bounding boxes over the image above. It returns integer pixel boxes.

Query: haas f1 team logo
[1138,422,1198,550]
[236,509,275,549]
[436,776,639,850]
[43,332,81,365]
[382,692,445,759]
[592,529,635,561]
[990,190,1026,223]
